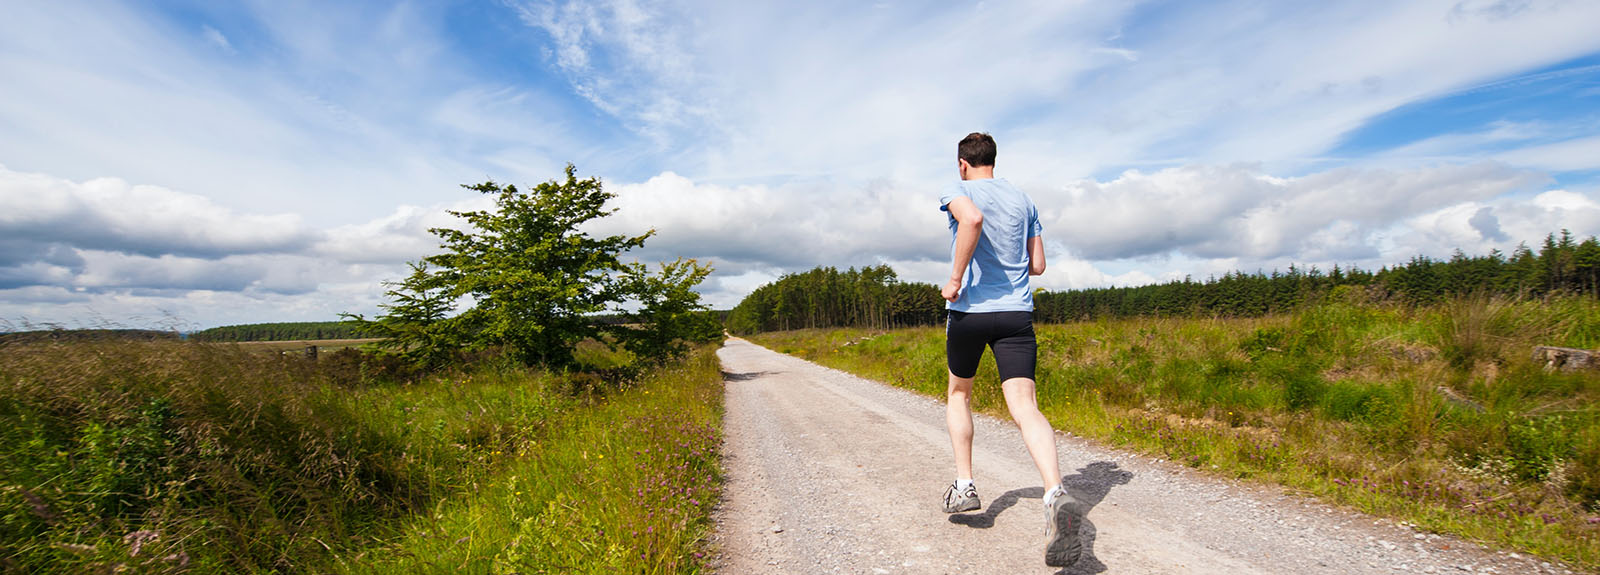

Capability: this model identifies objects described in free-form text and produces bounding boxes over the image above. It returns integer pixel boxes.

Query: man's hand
[942,278,961,302]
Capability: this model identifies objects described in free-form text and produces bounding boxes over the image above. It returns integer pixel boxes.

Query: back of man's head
[958,132,997,167]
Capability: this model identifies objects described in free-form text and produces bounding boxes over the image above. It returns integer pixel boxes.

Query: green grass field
[232,338,385,352]
[1,338,723,574]
[749,295,1600,570]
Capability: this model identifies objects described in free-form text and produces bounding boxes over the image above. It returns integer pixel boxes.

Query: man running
[938,132,1081,567]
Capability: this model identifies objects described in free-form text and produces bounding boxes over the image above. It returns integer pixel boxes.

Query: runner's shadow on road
[947,461,1133,575]
[722,370,776,381]
[1054,461,1134,574]
[947,486,1036,529]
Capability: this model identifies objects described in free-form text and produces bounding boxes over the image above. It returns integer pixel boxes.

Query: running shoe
[1044,486,1082,567]
[942,482,981,513]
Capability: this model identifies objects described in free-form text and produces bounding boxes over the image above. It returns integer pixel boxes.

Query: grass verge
[339,347,723,574]
[1,338,723,574]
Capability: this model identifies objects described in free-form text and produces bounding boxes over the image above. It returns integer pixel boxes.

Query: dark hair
[958,132,996,167]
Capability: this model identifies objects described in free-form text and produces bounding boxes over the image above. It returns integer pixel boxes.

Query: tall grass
[0,337,723,574]
[340,348,724,574]
[750,295,1600,570]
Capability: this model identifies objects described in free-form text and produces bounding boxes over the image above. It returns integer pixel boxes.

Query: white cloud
[1496,135,1600,172]
[313,199,492,265]
[1380,120,1550,160]
[1039,162,1545,262]
[589,162,1583,301]
[4,160,1597,327]
[0,165,315,259]
[587,172,948,270]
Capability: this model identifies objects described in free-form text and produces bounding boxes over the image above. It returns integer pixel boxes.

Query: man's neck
[961,166,995,180]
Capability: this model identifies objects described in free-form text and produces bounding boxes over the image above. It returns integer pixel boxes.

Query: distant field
[230,337,384,352]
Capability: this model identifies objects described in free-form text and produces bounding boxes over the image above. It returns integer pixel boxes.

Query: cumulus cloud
[1038,162,1546,261]
[313,199,493,265]
[4,160,1599,327]
[585,162,1595,301]
[586,172,948,270]
[0,166,316,260]
[1469,206,1510,241]
[0,166,436,321]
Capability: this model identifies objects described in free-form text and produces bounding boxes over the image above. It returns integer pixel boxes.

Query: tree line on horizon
[725,265,947,334]
[192,321,360,342]
[728,230,1600,334]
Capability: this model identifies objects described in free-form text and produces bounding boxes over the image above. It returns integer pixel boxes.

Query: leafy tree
[614,258,722,362]
[341,262,461,368]
[422,165,651,367]
[353,165,716,369]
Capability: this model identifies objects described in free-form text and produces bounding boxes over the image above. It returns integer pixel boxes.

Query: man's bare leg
[946,371,976,480]
[1001,377,1062,491]
[1008,375,1080,566]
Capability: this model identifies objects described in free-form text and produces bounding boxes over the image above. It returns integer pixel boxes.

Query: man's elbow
[1030,262,1046,276]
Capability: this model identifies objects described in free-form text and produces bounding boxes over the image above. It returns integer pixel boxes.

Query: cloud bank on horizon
[2,0,1599,329]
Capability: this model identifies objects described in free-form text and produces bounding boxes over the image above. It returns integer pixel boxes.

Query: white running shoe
[942,482,981,513]
[1044,486,1082,567]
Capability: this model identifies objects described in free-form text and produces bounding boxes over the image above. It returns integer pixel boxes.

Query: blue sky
[3,0,1600,329]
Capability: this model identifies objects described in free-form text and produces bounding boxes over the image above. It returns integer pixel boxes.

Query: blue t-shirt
[939,177,1042,313]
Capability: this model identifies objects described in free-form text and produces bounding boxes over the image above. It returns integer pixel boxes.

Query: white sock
[954,478,974,490]
[1045,485,1065,506]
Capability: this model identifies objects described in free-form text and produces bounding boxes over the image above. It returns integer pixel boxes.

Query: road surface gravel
[710,337,1576,574]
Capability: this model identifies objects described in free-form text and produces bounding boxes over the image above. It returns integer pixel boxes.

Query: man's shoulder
[940,180,968,204]
[988,178,1036,205]
[992,177,1028,194]
[946,178,1034,205]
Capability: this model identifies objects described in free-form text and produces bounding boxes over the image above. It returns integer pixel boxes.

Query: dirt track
[710,337,1570,574]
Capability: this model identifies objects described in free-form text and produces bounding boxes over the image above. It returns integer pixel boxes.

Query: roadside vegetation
[0,337,722,574]
[749,293,1600,569]
[3,166,726,574]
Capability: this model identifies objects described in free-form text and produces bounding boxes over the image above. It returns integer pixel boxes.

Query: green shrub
[1506,416,1579,483]
[1281,369,1327,411]
[1321,381,1398,424]
[1240,327,1287,361]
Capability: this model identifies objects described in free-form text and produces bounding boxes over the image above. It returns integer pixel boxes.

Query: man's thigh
[989,312,1037,383]
[945,311,988,379]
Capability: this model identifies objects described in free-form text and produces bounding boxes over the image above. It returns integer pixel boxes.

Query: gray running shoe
[942,482,981,513]
[1044,487,1083,567]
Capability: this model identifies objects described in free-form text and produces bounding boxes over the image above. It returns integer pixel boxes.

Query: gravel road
[710,337,1577,574]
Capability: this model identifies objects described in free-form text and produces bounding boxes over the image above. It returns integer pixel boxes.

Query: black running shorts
[945,310,1037,381]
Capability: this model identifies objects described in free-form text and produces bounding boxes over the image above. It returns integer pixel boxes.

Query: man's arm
[943,196,983,302]
[1028,235,1046,276]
